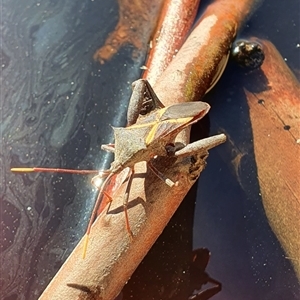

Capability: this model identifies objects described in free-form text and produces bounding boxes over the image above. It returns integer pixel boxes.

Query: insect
[11,79,225,257]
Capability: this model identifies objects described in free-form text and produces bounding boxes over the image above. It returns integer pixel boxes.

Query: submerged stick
[245,39,300,279]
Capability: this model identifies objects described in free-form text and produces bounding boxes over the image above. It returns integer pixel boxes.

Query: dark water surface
[0,0,299,299]
[193,1,300,299]
[1,0,143,299]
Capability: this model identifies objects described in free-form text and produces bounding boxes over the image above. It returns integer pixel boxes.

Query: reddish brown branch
[142,0,201,85]
[245,39,300,279]
[154,0,260,107]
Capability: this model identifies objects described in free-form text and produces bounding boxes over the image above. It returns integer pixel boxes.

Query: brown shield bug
[11,79,226,257]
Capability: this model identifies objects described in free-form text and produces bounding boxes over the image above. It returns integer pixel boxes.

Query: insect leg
[147,160,178,187]
[174,134,226,159]
[82,172,114,258]
[122,167,134,240]
[101,143,115,153]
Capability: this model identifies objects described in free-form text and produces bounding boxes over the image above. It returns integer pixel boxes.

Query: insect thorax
[111,126,171,172]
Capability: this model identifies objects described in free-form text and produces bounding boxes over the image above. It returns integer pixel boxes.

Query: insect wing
[146,102,210,144]
[159,102,210,122]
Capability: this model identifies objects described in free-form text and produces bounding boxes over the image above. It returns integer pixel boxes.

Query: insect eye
[140,99,155,115]
[165,143,176,156]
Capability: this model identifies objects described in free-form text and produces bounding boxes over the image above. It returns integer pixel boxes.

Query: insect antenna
[11,167,100,175]
[82,172,114,258]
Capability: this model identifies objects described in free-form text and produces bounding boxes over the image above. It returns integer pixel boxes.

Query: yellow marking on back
[145,123,159,144]
[129,106,194,145]
[145,116,193,145]
[129,121,157,129]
